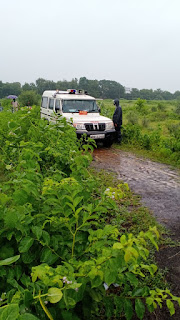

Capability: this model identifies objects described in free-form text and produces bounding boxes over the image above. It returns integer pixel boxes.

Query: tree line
[0,77,180,100]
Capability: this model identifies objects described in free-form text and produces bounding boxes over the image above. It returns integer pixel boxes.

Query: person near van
[112,99,122,144]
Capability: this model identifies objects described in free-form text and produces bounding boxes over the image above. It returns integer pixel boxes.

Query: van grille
[85,123,105,131]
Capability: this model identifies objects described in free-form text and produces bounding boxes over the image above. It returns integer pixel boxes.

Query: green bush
[157,103,166,111]
[0,98,12,111]
[126,111,139,125]
[167,123,180,140]
[135,98,148,115]
[175,102,180,115]
[18,90,41,107]
[159,147,172,158]
[0,107,179,319]
[151,106,157,112]
[141,117,150,128]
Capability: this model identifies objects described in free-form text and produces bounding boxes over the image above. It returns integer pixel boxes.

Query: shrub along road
[93,147,180,318]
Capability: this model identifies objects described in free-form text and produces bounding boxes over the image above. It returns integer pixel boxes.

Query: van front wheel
[103,139,113,147]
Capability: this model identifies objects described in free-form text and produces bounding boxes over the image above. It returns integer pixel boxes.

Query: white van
[41,89,116,145]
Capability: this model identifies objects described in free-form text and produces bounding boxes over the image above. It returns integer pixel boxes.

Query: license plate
[90,134,105,139]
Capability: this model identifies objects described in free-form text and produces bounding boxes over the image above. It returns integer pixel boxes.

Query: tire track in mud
[92,148,180,232]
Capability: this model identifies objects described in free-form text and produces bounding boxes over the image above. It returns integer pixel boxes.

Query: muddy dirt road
[93,148,180,232]
[93,147,180,318]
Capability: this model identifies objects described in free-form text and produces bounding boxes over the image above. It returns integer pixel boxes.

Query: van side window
[49,99,54,110]
[42,97,48,109]
[55,100,60,110]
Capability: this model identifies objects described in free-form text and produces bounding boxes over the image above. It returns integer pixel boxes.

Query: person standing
[113,99,122,144]
[12,99,19,113]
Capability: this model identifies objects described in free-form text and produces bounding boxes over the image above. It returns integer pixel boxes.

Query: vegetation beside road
[100,99,180,168]
[0,106,180,319]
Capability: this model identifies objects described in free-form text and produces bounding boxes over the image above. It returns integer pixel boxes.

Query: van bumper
[76,129,116,141]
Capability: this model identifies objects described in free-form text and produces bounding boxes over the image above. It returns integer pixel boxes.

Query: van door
[41,97,49,119]
[48,98,55,120]
[55,99,61,114]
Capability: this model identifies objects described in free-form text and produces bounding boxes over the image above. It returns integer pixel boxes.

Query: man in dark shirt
[113,99,122,144]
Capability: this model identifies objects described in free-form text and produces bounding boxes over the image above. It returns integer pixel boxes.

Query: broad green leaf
[104,270,116,286]
[4,210,19,229]
[13,190,28,205]
[114,296,124,316]
[89,290,103,302]
[0,194,11,205]
[149,226,159,239]
[1,304,19,320]
[141,264,157,276]
[124,247,138,262]
[8,120,17,129]
[22,252,36,264]
[83,211,89,223]
[146,297,154,306]
[132,287,149,297]
[126,272,138,287]
[73,196,83,208]
[113,242,123,250]
[91,275,103,288]
[120,234,127,244]
[19,237,34,253]
[40,248,58,265]
[24,290,33,308]
[42,230,50,245]
[48,287,63,303]
[32,226,42,240]
[135,298,145,320]
[18,314,40,320]
[66,202,75,212]
[166,299,175,316]
[146,232,158,250]
[124,299,133,320]
[75,207,83,218]
[6,165,12,170]
[0,255,20,266]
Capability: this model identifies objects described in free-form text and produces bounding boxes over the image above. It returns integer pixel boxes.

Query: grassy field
[99,99,180,168]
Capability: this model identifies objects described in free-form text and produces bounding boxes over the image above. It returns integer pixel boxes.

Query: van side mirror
[98,108,101,113]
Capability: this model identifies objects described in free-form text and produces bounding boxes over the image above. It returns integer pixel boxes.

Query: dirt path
[92,147,180,318]
[93,148,180,231]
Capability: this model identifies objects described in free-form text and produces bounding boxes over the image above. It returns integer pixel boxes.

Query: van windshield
[62,100,99,113]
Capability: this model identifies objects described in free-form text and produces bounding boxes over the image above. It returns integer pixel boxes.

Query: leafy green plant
[18,91,41,107]
[135,99,148,115]
[126,111,139,125]
[0,106,179,319]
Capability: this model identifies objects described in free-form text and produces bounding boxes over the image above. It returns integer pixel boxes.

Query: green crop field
[99,99,180,167]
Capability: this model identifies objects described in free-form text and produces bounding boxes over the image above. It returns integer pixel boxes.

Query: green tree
[36,78,56,94]
[99,80,125,99]
[18,90,40,107]
[1,82,22,98]
[22,82,37,91]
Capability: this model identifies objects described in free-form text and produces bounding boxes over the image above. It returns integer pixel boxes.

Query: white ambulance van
[41,89,116,145]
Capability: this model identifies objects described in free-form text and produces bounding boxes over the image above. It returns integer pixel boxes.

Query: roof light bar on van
[78,89,88,95]
[68,89,76,94]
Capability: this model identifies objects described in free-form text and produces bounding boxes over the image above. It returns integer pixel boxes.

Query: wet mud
[92,147,180,318]
[93,148,180,230]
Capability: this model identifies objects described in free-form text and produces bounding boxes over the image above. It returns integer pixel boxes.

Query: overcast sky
[1,0,180,92]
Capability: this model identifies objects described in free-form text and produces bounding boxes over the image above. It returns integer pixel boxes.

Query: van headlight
[106,121,114,130]
[73,123,86,130]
